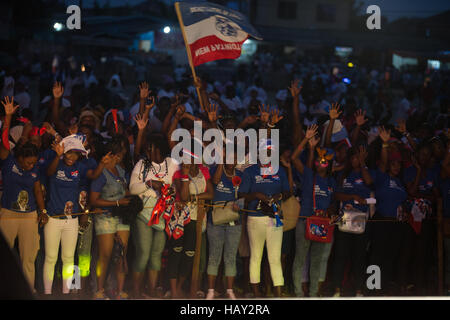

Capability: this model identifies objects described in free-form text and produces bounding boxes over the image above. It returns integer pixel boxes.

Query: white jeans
[247,216,284,287]
[43,216,79,294]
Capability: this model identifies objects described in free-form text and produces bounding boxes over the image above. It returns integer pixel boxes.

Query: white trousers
[247,216,284,287]
[43,216,79,294]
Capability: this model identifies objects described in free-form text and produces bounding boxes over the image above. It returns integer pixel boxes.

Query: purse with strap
[305,175,334,243]
[337,205,368,234]
[212,201,240,225]
[281,196,301,231]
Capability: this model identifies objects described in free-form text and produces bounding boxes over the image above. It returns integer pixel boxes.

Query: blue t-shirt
[373,169,407,218]
[243,164,290,217]
[1,154,40,212]
[210,166,250,203]
[47,161,88,218]
[37,149,56,194]
[441,178,450,218]
[403,166,439,196]
[91,168,130,215]
[300,167,336,218]
[336,171,372,212]
[79,157,98,192]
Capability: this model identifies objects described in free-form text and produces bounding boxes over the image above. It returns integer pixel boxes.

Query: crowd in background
[0,49,449,299]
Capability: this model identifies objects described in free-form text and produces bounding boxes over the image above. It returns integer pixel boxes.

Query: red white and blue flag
[175,1,262,67]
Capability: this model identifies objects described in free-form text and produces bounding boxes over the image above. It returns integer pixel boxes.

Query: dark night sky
[63,0,450,22]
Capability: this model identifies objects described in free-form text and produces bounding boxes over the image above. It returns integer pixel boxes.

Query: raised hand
[52,82,64,99]
[205,103,220,123]
[305,124,319,140]
[269,108,284,126]
[100,151,113,166]
[134,114,149,131]
[258,104,270,123]
[378,126,391,143]
[329,102,342,120]
[395,119,407,134]
[288,79,302,98]
[308,135,320,148]
[139,82,150,100]
[1,96,19,116]
[42,122,56,136]
[52,142,65,156]
[354,109,368,126]
[175,105,186,120]
[145,95,155,110]
[280,153,291,168]
[193,76,203,89]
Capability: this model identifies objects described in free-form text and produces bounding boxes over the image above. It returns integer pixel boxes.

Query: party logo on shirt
[39,158,45,164]
[355,178,363,185]
[272,175,280,180]
[71,170,79,177]
[31,173,37,179]
[12,164,22,176]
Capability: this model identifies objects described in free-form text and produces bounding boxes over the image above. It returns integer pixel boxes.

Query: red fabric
[111,109,119,133]
[2,128,10,150]
[189,35,248,67]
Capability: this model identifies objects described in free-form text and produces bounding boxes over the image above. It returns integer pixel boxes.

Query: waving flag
[175,1,262,67]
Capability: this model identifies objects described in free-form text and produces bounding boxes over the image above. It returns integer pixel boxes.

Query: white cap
[61,134,89,155]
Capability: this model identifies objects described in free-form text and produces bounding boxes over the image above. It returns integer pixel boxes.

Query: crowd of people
[0,51,449,299]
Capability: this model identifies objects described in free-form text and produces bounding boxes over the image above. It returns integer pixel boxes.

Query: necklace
[151,159,168,179]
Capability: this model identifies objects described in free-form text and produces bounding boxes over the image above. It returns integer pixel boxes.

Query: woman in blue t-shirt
[369,126,408,294]
[90,137,132,300]
[291,125,338,297]
[0,97,47,292]
[242,139,291,298]
[42,134,107,296]
[332,145,374,297]
[206,160,250,300]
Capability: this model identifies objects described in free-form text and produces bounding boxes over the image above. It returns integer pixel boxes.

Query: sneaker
[226,291,237,300]
[163,291,172,299]
[93,289,110,300]
[116,291,129,300]
[196,290,205,299]
[206,290,215,300]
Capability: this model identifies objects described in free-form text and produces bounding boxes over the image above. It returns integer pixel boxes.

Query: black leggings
[331,228,369,291]
[167,221,197,280]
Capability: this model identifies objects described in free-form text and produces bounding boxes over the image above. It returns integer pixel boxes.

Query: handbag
[212,201,240,225]
[281,196,301,231]
[305,175,334,243]
[337,205,368,234]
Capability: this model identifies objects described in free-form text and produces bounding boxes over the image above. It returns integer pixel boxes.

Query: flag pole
[175,1,206,297]
[174,2,206,112]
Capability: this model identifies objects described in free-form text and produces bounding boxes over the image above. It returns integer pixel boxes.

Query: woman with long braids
[129,115,179,298]
[0,97,47,292]
[90,137,131,300]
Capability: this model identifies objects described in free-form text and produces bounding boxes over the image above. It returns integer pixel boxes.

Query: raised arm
[167,105,185,150]
[133,114,149,162]
[358,145,373,186]
[86,152,113,180]
[325,102,342,148]
[396,119,417,151]
[47,141,64,176]
[0,96,19,160]
[351,109,368,146]
[138,82,150,118]
[280,153,294,194]
[378,126,391,173]
[288,80,303,146]
[51,82,66,135]
[290,124,318,175]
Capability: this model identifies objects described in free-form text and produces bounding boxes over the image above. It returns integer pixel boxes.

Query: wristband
[404,132,410,137]
[267,123,275,128]
[181,178,189,182]
[116,200,120,207]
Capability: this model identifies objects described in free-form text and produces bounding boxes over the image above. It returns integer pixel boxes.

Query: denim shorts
[94,214,130,235]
